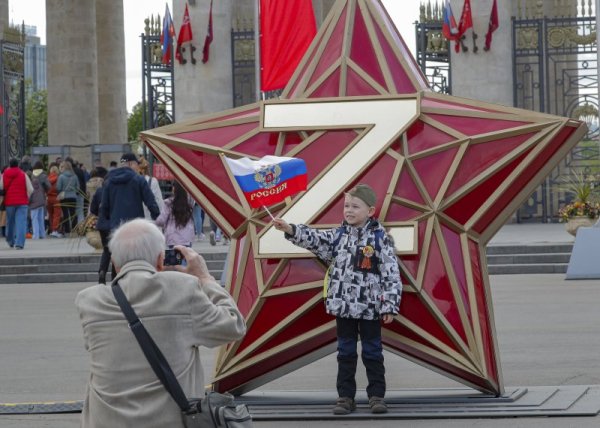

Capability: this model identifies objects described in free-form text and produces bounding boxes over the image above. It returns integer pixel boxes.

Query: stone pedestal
[450,0,513,107]
[174,0,235,120]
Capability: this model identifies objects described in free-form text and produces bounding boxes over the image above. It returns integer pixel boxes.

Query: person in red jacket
[0,158,31,249]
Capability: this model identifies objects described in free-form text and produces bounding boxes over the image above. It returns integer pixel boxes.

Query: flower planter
[86,230,103,251]
[565,216,597,237]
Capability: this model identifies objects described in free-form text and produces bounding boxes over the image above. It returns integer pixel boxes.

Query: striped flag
[224,155,308,208]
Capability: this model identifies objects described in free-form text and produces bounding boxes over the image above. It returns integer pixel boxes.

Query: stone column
[46,0,100,167]
[0,0,8,38]
[96,0,127,165]
[174,0,234,120]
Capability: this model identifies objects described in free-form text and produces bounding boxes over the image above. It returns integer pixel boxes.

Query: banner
[176,3,193,64]
[484,0,499,51]
[456,0,473,52]
[260,0,316,92]
[202,0,213,63]
[225,155,307,208]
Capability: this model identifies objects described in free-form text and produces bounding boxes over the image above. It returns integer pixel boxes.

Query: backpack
[323,226,385,298]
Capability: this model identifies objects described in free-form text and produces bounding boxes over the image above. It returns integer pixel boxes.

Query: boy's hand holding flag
[224,155,307,209]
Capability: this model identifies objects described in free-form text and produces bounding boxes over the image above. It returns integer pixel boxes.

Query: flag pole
[255,0,262,101]
[263,204,275,221]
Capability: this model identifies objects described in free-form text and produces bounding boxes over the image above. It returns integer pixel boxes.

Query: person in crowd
[88,167,109,284]
[75,218,246,427]
[138,156,165,219]
[273,184,402,415]
[47,165,62,237]
[155,181,195,247]
[19,155,33,175]
[97,153,160,284]
[208,218,229,246]
[0,166,5,237]
[86,166,107,215]
[29,160,50,239]
[56,160,80,235]
[108,160,118,171]
[65,157,87,224]
[0,158,32,249]
[192,201,206,241]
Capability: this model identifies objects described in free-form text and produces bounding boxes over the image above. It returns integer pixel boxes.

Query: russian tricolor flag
[225,155,308,208]
[442,0,459,41]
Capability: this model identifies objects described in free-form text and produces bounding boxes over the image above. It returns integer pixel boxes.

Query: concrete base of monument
[237,386,600,419]
[5,386,598,418]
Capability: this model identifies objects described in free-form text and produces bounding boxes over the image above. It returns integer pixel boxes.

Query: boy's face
[343,194,375,227]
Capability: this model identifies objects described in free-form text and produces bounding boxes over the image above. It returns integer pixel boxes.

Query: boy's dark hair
[9,158,18,167]
[33,160,44,170]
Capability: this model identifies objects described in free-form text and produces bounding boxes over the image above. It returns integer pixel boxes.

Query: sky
[9,0,421,112]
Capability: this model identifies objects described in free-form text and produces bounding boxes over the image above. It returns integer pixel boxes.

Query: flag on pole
[441,0,459,42]
[176,3,194,64]
[202,0,214,63]
[456,0,473,52]
[259,0,316,92]
[484,0,499,51]
[224,155,308,208]
[160,4,175,64]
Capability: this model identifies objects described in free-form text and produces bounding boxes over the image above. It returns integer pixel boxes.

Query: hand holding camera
[164,245,214,283]
[164,247,184,266]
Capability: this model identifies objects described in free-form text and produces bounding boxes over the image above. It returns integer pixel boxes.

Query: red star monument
[141,0,586,395]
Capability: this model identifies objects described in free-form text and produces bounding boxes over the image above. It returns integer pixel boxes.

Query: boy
[273,183,402,414]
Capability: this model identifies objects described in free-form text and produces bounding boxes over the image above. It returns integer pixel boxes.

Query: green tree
[25,87,48,153]
[127,101,144,145]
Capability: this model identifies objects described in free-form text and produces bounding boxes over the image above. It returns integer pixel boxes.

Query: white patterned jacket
[286,218,401,320]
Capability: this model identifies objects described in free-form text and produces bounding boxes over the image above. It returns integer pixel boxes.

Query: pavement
[0,222,576,258]
[1,222,599,428]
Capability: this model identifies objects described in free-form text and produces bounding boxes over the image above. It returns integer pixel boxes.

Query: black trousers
[336,317,386,399]
[98,229,116,279]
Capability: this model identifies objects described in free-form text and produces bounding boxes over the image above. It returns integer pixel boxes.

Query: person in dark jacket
[89,167,110,284]
[97,153,160,283]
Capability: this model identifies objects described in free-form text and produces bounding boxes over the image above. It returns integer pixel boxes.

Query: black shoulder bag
[111,280,253,428]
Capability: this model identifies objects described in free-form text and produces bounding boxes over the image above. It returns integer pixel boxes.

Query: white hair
[109,218,165,268]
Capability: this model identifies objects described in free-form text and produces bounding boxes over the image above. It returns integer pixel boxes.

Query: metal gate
[0,38,25,166]
[513,7,599,222]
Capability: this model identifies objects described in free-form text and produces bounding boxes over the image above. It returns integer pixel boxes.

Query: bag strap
[111,279,191,411]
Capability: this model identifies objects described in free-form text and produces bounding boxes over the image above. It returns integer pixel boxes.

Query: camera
[164,248,184,266]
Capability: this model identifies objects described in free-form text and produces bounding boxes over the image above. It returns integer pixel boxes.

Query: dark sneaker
[369,396,388,414]
[332,397,356,415]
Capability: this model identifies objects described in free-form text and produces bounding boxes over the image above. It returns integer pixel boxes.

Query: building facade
[24,25,47,92]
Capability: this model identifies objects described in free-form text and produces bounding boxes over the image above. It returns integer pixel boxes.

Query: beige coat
[75,261,246,428]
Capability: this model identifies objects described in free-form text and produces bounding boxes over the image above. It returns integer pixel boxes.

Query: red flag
[455,0,473,52]
[260,0,316,92]
[202,0,213,63]
[160,4,175,65]
[484,0,499,51]
[176,3,193,64]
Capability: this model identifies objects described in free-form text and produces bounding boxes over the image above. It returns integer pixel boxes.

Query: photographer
[75,218,246,427]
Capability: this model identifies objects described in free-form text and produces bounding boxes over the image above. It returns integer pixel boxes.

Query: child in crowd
[273,183,401,415]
